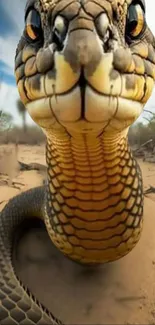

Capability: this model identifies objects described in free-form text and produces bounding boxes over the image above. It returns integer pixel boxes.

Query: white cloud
[146,0,155,33]
[0,35,19,72]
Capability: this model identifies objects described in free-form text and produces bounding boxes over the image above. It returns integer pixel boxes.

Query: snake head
[15,0,155,134]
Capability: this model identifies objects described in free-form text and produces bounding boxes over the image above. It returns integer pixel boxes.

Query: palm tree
[16,99,27,133]
[0,111,13,130]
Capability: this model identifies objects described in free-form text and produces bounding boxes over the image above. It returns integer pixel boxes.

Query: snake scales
[0,0,155,323]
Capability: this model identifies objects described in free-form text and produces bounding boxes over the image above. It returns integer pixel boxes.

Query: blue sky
[0,0,33,125]
[0,0,155,126]
[0,0,24,83]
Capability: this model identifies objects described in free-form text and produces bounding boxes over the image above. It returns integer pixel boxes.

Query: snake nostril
[95,12,110,40]
[53,28,64,50]
[52,15,68,51]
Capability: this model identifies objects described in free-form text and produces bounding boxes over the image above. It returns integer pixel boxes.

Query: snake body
[1,0,155,323]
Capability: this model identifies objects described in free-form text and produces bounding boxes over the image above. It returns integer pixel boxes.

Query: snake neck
[44,128,143,263]
[45,129,142,206]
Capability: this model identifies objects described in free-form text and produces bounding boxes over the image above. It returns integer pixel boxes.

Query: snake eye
[126,3,145,39]
[25,9,42,41]
[53,16,68,49]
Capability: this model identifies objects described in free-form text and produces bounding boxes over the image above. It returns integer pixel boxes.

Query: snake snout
[63,29,103,75]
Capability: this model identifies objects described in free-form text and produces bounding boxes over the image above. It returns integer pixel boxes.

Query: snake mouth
[79,70,86,119]
[23,49,144,132]
[26,82,143,133]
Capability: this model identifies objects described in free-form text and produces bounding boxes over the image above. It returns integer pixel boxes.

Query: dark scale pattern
[45,133,144,264]
[0,187,61,325]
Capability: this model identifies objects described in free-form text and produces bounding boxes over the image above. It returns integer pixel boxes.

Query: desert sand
[0,144,155,324]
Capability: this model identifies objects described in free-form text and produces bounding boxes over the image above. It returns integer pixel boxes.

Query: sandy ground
[0,144,155,324]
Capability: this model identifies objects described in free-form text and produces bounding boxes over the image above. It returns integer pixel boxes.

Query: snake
[0,0,155,323]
